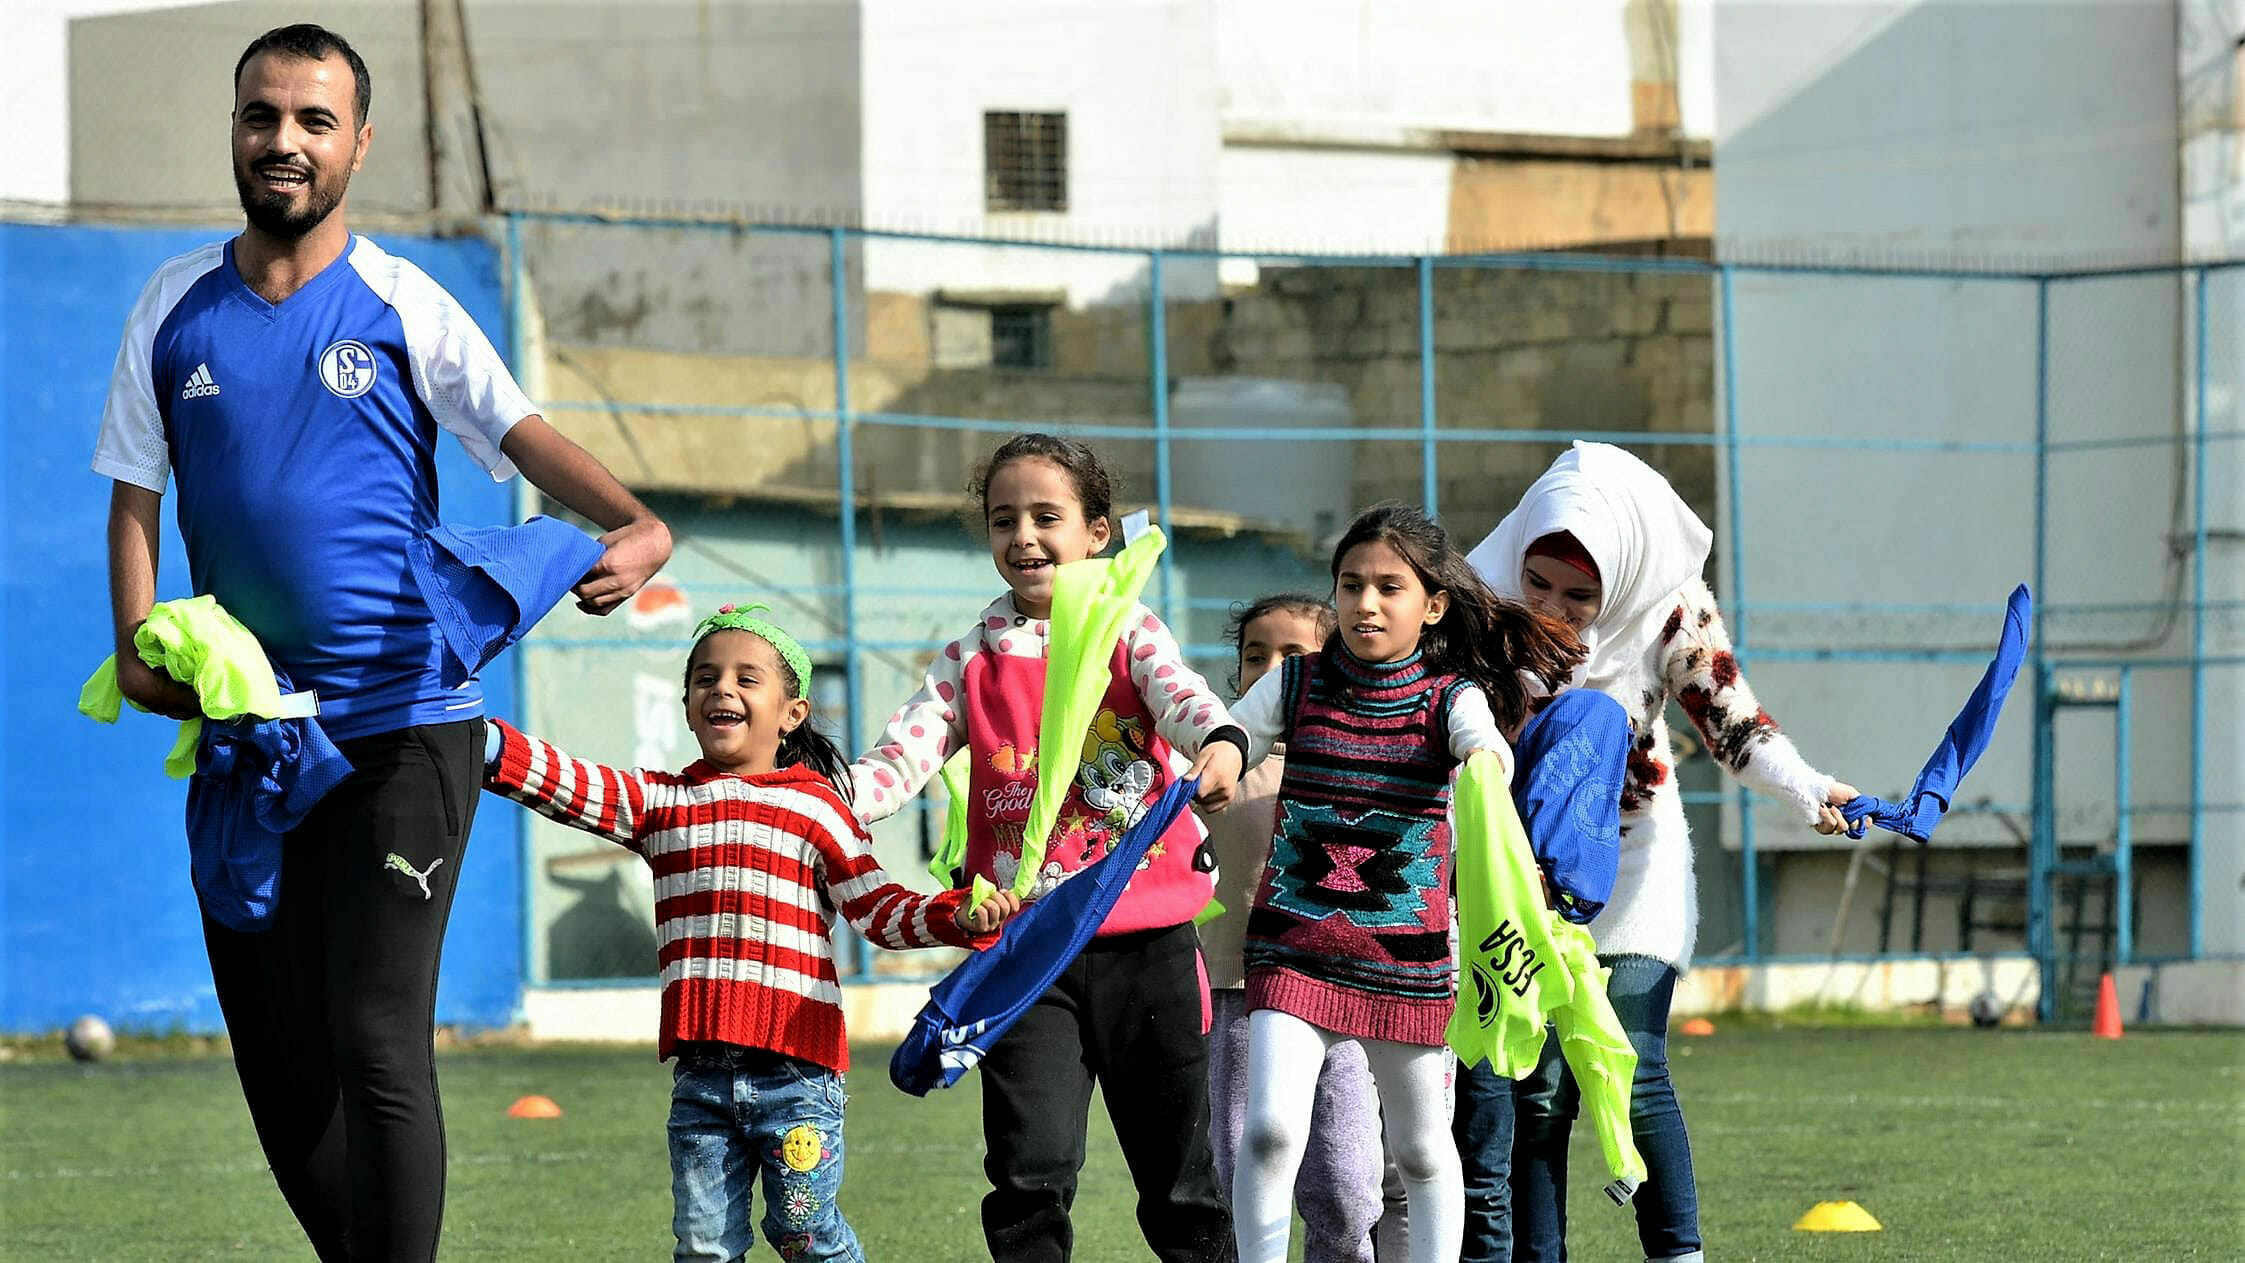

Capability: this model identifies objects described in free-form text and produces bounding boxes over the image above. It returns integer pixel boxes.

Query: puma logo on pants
[383,853,443,901]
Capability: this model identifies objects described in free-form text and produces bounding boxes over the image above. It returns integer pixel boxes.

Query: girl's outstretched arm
[1660,581,1856,830]
[1121,606,1241,754]
[848,628,974,825]
[1122,606,1248,810]
[483,718,649,847]
[796,784,999,950]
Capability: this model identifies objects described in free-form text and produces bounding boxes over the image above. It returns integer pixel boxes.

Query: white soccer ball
[64,1015,115,1062]
[1967,990,2004,1029]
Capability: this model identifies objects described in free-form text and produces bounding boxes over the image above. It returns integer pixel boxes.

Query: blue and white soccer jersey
[94,235,535,741]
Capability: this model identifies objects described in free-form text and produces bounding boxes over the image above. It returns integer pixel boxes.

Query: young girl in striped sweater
[849,433,1247,1261]
[483,605,1018,1263]
[1227,504,1580,1263]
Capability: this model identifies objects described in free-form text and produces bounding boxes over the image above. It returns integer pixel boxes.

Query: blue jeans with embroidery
[668,1043,862,1263]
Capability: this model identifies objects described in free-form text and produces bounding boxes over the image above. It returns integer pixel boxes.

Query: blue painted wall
[0,223,523,1033]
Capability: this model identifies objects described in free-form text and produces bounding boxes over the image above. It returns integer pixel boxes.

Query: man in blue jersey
[93,25,671,1261]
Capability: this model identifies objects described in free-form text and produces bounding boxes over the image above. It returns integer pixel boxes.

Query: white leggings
[1232,1007,1461,1263]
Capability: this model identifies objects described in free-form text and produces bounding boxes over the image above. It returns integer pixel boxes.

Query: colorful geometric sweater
[1199,749,1287,991]
[483,720,992,1071]
[1574,578,1835,970]
[1230,646,1509,1047]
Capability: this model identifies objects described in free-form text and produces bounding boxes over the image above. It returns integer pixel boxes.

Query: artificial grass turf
[2,1027,2237,1259]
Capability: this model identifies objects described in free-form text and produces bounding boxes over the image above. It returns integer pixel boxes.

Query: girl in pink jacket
[850,432,1246,1262]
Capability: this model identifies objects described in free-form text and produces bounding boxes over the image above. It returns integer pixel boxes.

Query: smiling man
[92,24,671,1261]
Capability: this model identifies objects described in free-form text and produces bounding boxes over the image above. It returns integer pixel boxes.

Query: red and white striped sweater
[485,720,991,1070]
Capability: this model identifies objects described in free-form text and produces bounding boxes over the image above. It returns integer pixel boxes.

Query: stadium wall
[0,222,526,1035]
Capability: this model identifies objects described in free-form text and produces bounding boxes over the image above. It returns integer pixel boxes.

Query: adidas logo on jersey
[181,363,222,400]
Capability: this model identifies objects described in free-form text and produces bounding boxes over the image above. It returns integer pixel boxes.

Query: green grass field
[3,1026,2239,1260]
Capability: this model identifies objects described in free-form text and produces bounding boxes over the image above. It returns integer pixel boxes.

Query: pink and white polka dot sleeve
[847,632,973,824]
[1122,605,1236,755]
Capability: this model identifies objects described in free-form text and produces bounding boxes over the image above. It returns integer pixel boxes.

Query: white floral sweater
[1584,578,1834,971]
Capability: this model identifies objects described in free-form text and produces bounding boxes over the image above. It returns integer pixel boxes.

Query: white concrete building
[1215,0,1715,253]
[11,1,1717,312]
[1711,1,2240,1006]
[858,0,1719,303]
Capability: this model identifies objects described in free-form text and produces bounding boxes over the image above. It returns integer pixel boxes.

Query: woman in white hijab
[1454,442,1857,1263]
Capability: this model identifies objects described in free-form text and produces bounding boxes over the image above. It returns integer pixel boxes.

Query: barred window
[985,111,1068,212]
[989,305,1052,370]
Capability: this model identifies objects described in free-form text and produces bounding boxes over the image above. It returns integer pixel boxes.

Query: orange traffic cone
[2091,973,2124,1040]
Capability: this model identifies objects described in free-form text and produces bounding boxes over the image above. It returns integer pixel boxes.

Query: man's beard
[234,158,349,239]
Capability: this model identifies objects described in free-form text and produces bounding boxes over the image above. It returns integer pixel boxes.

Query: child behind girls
[1228,505,1581,1263]
[482,606,1020,1263]
[1203,594,1390,1263]
[849,433,1248,1262]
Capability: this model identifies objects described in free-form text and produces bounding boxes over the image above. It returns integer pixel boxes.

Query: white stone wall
[1709,2,2220,932]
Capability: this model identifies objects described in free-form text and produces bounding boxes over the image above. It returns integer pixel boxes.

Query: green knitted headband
[691,604,812,699]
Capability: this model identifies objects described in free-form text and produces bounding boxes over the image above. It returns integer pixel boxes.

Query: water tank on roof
[1169,377,1356,548]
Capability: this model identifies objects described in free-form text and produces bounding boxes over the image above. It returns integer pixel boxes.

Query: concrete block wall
[545,259,1718,544]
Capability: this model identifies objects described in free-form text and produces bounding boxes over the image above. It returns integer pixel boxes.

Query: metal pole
[2114,666,2133,964]
[2033,279,2050,657]
[2031,685,2055,1020]
[2189,266,2208,959]
[830,228,868,978]
[1149,249,1176,624]
[2030,278,2054,1019]
[1418,254,1438,513]
[505,211,539,999]
[1719,265,1759,960]
[830,228,862,753]
[506,212,527,391]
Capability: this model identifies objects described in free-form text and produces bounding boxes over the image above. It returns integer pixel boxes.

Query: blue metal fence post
[1149,249,1176,624]
[2031,683,2056,1018]
[2189,267,2208,960]
[2114,667,2133,964]
[1419,255,1438,513]
[2030,277,2054,1020]
[830,227,869,978]
[506,212,527,410]
[505,211,539,998]
[830,227,862,753]
[1718,265,1759,960]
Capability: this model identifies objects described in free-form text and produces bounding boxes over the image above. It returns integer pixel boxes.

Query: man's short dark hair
[233,24,371,128]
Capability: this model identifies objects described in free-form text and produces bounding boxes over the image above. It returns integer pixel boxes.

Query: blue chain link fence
[500,215,2238,1016]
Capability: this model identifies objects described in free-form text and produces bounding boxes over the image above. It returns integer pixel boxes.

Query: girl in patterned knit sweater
[1228,504,1581,1263]
[483,606,1019,1263]
[1202,593,1392,1263]
[1464,442,1859,1263]
[848,433,1248,1262]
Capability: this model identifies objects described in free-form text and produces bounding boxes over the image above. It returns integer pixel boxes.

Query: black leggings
[202,718,482,1263]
